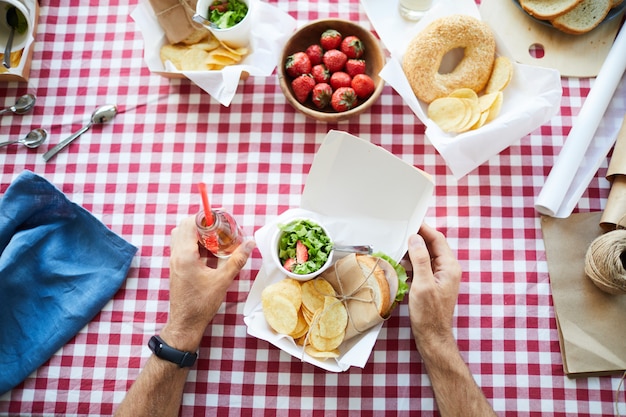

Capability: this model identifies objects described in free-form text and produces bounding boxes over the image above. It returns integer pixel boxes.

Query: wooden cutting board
[480,0,623,77]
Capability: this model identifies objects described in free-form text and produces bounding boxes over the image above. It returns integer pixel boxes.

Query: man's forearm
[416,336,497,417]
[114,354,191,417]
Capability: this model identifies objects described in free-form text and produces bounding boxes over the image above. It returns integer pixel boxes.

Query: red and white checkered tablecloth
[0,0,624,415]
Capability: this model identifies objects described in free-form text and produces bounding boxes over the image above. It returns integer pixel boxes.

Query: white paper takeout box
[130,0,296,106]
[243,130,434,372]
[360,0,563,179]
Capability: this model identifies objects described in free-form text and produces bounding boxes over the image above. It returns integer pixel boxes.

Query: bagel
[402,15,496,104]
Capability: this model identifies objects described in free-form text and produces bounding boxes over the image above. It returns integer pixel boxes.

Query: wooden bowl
[278,19,386,122]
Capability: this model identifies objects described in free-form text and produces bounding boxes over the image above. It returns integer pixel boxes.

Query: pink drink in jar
[195,209,245,258]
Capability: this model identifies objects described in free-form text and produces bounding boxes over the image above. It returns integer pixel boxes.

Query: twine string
[616,370,625,417]
[299,257,385,361]
[584,228,626,295]
[155,0,196,16]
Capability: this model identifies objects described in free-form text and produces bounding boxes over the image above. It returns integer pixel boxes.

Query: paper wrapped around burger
[148,0,205,45]
[320,253,404,341]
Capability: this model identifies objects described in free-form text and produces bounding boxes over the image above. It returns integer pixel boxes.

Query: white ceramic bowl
[270,218,334,281]
[195,0,253,48]
[0,0,32,54]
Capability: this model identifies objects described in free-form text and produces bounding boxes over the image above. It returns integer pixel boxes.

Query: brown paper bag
[148,0,205,44]
[321,254,386,341]
[541,212,626,377]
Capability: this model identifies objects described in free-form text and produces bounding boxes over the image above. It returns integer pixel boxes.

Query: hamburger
[320,252,408,339]
[354,253,408,317]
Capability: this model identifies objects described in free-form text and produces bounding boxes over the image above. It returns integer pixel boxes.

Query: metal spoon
[0,128,47,149]
[2,7,18,69]
[333,244,373,255]
[43,104,117,162]
[0,94,36,116]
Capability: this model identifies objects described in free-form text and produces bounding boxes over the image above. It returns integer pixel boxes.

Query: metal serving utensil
[43,104,117,162]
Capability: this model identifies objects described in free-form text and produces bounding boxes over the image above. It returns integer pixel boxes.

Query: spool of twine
[584,229,626,295]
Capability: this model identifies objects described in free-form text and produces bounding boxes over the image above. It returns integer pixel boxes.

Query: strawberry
[331,87,357,112]
[296,240,309,263]
[209,0,228,12]
[285,52,312,78]
[323,49,347,73]
[330,71,352,90]
[340,35,364,59]
[345,59,366,78]
[311,64,330,84]
[320,29,342,50]
[311,83,333,109]
[291,74,315,103]
[283,258,297,272]
[305,44,324,66]
[351,74,375,99]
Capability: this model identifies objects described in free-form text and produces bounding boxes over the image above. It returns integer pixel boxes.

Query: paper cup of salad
[194,0,253,48]
[271,218,335,281]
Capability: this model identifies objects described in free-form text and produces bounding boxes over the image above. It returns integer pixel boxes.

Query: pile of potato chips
[427,56,513,133]
[159,33,248,71]
[261,277,348,360]
[0,50,23,73]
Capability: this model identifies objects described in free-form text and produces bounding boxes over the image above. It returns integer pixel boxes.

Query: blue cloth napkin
[0,171,137,394]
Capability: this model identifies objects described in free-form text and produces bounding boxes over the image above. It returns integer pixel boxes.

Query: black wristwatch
[148,335,198,368]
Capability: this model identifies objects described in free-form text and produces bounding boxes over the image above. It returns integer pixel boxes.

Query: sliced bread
[519,0,583,19]
[551,0,612,34]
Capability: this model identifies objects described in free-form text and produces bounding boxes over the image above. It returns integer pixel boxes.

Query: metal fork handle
[333,244,373,255]
[42,123,92,162]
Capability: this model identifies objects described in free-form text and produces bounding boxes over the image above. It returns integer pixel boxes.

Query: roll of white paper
[535,23,626,218]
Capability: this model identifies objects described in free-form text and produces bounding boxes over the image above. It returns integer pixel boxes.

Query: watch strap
[148,335,197,368]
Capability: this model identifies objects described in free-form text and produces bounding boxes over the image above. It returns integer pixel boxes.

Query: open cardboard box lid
[244,130,434,371]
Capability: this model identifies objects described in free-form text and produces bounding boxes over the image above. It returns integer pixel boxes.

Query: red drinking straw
[197,182,213,227]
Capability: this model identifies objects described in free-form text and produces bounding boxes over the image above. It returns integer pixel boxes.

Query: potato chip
[206,64,226,71]
[318,297,348,339]
[206,53,238,67]
[485,91,504,123]
[160,43,188,70]
[478,92,500,113]
[159,31,247,72]
[301,278,335,313]
[180,48,212,71]
[309,315,345,352]
[485,56,513,94]
[449,88,478,101]
[460,99,483,133]
[301,304,315,325]
[263,278,302,309]
[289,309,309,339]
[471,111,490,130]
[305,345,340,359]
[262,294,299,335]
[428,97,471,133]
[190,38,221,51]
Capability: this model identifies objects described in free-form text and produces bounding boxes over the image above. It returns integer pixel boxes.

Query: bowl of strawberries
[278,19,386,122]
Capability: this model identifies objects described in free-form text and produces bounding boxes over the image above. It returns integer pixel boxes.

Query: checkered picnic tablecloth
[0,0,624,415]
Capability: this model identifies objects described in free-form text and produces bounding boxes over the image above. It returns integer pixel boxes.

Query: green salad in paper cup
[271,218,334,281]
